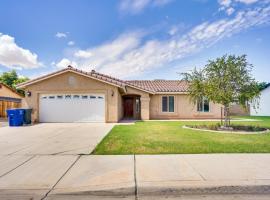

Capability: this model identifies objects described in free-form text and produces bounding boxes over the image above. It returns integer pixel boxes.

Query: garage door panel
[39,94,105,122]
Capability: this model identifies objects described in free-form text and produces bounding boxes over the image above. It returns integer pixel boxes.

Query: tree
[0,70,29,95]
[181,55,260,127]
[258,82,270,91]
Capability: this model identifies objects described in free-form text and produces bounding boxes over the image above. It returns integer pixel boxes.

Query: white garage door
[39,94,105,122]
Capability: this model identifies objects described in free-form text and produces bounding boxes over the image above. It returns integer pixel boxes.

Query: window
[42,96,47,99]
[49,96,55,99]
[197,97,209,112]
[98,96,104,99]
[65,95,71,99]
[90,96,96,99]
[57,95,63,99]
[73,95,80,99]
[82,95,88,99]
[135,98,140,113]
[162,96,174,112]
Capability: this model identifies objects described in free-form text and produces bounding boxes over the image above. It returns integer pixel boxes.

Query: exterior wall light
[26,91,31,97]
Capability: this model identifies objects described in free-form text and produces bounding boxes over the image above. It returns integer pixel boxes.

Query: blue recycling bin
[6,109,25,126]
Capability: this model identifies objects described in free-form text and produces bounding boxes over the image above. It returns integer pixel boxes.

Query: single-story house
[17,66,222,123]
[250,83,270,116]
[0,82,23,118]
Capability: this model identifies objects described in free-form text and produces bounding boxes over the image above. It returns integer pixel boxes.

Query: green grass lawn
[93,116,270,155]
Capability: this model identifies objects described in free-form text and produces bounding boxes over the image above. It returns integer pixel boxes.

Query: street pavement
[0,154,269,199]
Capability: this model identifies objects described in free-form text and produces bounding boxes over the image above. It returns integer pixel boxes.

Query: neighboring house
[0,82,23,118]
[229,103,250,116]
[17,66,222,123]
[250,83,270,116]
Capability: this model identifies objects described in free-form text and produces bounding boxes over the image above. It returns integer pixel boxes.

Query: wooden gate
[0,97,22,118]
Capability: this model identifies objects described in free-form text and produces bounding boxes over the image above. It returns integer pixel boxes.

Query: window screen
[162,96,168,112]
[169,96,174,112]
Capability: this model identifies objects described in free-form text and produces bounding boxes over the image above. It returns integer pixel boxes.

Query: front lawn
[93,116,270,154]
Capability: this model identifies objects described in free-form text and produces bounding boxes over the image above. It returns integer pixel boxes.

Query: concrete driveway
[0,119,8,127]
[0,123,114,155]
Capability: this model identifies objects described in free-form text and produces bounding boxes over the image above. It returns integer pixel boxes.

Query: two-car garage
[39,94,105,122]
[17,67,125,123]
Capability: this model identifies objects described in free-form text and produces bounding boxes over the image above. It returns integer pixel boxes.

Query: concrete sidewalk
[0,154,270,199]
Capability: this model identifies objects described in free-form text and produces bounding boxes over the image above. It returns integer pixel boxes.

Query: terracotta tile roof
[17,66,189,93]
[126,80,189,93]
[17,66,127,89]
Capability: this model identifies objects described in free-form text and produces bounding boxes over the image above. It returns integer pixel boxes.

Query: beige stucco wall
[0,84,22,99]
[150,94,222,119]
[23,71,121,123]
[117,92,123,120]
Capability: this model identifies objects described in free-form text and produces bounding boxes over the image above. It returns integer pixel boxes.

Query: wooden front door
[123,98,134,118]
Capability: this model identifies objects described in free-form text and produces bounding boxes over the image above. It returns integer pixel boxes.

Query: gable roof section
[126,80,189,93]
[17,66,126,89]
[16,66,155,94]
[17,66,189,94]
[0,82,24,98]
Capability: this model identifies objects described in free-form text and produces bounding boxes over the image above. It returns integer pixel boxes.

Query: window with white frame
[197,97,210,112]
[162,96,174,112]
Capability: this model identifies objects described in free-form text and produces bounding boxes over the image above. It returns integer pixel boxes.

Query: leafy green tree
[0,70,29,95]
[181,55,260,127]
[257,82,269,91]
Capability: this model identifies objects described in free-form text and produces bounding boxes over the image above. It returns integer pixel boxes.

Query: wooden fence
[0,99,21,118]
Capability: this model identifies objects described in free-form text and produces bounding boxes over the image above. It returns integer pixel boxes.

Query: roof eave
[17,68,124,89]
[155,91,189,94]
[125,84,155,94]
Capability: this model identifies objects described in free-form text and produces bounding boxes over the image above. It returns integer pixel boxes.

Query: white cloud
[56,5,270,78]
[119,0,173,14]
[235,0,258,4]
[226,7,235,15]
[218,0,260,15]
[218,0,258,7]
[67,41,75,46]
[0,33,40,69]
[74,50,92,58]
[55,32,67,38]
[72,32,143,67]
[56,58,77,68]
[219,0,232,7]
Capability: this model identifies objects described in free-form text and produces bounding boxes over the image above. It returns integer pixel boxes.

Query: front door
[123,98,134,118]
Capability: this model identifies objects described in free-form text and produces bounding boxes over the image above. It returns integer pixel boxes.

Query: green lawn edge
[92,116,270,155]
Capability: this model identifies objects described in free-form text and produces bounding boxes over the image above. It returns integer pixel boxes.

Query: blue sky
[0,0,269,81]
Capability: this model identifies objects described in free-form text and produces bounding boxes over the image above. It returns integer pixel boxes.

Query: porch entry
[123,95,141,120]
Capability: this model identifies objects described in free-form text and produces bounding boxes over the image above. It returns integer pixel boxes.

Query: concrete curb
[137,184,270,196]
[48,183,270,197]
[49,186,135,197]
[182,125,270,134]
